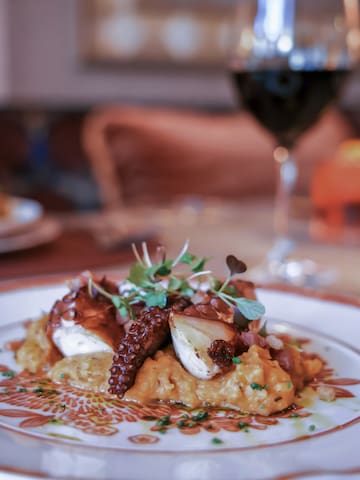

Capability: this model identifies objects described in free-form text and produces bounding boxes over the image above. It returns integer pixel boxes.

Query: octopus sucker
[109,307,171,398]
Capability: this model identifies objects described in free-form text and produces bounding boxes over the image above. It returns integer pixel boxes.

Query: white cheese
[52,320,113,357]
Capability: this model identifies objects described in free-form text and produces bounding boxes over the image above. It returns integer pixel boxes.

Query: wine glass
[229,0,360,286]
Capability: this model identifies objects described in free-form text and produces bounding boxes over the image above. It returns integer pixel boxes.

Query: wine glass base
[248,258,337,289]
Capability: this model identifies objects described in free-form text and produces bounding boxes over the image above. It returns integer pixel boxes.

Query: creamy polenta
[45,344,321,416]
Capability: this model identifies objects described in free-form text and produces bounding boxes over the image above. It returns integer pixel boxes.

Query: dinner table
[0,196,360,480]
[1,197,359,300]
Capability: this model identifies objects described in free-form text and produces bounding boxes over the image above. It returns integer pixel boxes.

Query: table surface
[0,202,359,480]
[0,199,359,299]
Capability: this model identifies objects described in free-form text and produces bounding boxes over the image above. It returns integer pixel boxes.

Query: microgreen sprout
[210,254,265,320]
[86,241,265,321]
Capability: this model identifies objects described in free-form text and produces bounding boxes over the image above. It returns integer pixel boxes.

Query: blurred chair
[82,106,353,211]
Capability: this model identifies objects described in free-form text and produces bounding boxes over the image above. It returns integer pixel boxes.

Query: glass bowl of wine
[229,0,360,287]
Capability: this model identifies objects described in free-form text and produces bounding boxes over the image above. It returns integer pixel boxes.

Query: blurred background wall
[0,0,360,213]
[4,0,234,109]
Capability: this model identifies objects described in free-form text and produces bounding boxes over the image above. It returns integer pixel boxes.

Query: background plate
[0,197,43,238]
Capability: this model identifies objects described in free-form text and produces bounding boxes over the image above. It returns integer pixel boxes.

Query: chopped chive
[1,370,15,378]
[48,418,62,424]
[250,383,264,390]
[237,422,249,429]
[211,437,223,445]
[156,415,171,426]
[232,357,242,364]
[191,411,209,422]
[309,424,316,432]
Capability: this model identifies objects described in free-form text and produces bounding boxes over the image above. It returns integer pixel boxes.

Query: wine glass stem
[270,146,298,261]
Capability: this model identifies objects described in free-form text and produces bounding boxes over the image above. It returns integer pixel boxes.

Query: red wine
[231,69,349,147]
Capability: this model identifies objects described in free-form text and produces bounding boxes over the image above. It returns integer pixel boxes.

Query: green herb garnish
[309,424,316,432]
[250,383,264,390]
[86,241,265,322]
[232,357,242,364]
[155,415,172,427]
[238,422,249,429]
[1,370,15,378]
[191,410,209,422]
[211,437,223,445]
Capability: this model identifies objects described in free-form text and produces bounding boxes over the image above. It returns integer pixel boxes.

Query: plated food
[0,271,359,480]
[16,242,325,417]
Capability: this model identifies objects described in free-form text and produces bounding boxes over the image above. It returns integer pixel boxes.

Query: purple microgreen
[226,255,247,276]
[90,285,98,298]
[217,256,247,294]
[156,244,166,263]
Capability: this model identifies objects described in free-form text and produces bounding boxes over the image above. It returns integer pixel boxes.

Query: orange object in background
[311,140,360,243]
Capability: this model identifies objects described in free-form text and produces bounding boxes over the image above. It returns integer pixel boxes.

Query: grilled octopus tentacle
[109,306,170,398]
[46,278,125,352]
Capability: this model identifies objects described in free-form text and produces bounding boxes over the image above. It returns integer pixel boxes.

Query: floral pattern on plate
[0,319,358,452]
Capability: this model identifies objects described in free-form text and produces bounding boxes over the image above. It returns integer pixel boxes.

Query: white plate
[0,284,359,480]
[0,217,61,254]
[0,197,43,238]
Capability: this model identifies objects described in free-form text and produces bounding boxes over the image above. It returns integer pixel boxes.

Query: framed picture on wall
[78,0,234,67]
